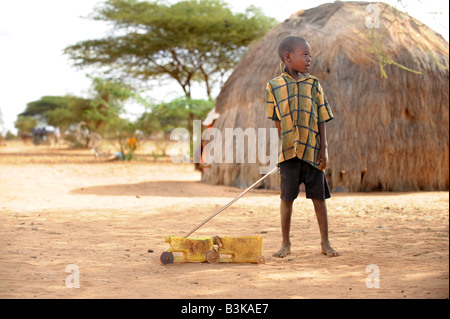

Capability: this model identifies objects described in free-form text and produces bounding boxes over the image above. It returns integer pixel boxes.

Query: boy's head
[278,36,311,74]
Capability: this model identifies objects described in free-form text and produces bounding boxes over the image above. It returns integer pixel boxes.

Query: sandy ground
[0,141,448,299]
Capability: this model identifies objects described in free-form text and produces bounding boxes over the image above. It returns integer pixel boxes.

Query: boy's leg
[273,199,293,258]
[311,198,340,257]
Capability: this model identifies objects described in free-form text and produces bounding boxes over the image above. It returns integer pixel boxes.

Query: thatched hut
[203,1,449,192]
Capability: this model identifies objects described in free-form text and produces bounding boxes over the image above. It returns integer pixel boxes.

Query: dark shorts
[280,157,331,201]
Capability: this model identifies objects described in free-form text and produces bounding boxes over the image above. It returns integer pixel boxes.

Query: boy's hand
[317,147,328,170]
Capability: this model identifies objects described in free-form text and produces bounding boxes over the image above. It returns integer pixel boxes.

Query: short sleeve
[266,82,280,122]
[315,81,334,124]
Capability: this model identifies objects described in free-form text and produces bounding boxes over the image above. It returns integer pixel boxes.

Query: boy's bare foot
[321,241,340,257]
[273,245,291,258]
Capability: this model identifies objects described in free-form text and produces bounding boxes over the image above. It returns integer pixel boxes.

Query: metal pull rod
[183,166,278,238]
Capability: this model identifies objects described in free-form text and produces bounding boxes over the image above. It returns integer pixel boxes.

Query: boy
[266,36,340,258]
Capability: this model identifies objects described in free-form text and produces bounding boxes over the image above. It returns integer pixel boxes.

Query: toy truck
[160,235,265,264]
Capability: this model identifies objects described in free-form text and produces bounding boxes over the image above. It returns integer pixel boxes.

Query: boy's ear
[284,51,291,63]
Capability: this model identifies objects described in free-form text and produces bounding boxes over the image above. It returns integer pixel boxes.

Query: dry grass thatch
[203,1,449,192]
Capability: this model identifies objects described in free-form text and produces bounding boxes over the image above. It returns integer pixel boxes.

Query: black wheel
[160,252,174,265]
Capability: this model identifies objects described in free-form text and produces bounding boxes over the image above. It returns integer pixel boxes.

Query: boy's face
[284,41,312,75]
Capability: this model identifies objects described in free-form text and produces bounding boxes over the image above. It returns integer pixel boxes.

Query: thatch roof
[203,1,449,192]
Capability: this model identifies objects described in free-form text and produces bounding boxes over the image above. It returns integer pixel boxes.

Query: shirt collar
[279,62,318,82]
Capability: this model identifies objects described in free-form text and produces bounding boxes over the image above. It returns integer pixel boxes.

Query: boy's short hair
[278,36,308,62]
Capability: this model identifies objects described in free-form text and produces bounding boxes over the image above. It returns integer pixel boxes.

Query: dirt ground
[0,141,448,299]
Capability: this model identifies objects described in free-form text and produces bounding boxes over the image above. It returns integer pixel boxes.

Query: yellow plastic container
[160,235,265,264]
[161,235,214,263]
[213,236,265,264]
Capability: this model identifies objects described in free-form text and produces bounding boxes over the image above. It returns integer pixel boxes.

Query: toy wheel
[256,255,266,264]
[206,251,220,263]
[160,252,174,265]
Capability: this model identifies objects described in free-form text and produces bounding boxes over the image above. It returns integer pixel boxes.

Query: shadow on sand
[70,180,244,198]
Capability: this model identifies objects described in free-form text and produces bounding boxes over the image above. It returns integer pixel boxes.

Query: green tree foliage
[48,97,93,132]
[138,97,214,135]
[64,0,277,98]
[14,115,38,134]
[17,77,214,160]
[138,96,214,158]
[87,77,143,159]
[20,96,69,121]
[87,77,134,132]
[4,131,16,140]
[20,95,92,133]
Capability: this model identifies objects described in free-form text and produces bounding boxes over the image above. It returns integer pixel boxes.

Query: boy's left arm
[317,122,328,170]
[315,81,333,171]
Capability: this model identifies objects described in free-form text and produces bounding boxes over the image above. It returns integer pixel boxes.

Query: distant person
[31,127,38,145]
[266,36,340,258]
[107,151,123,161]
[40,127,47,143]
[54,127,60,146]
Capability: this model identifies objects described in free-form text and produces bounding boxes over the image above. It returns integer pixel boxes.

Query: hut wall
[203,1,449,192]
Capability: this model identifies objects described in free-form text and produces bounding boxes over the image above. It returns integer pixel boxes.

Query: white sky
[0,0,448,134]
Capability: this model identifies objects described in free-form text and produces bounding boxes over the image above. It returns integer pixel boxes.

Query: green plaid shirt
[266,70,334,170]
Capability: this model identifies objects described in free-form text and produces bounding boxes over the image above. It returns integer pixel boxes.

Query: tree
[14,115,38,134]
[137,96,214,158]
[17,76,146,157]
[86,77,145,159]
[20,96,70,121]
[20,95,91,134]
[45,96,95,134]
[138,97,214,135]
[64,0,277,99]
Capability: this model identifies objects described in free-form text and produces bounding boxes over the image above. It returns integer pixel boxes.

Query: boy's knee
[280,200,294,211]
[311,198,325,204]
[281,199,294,205]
